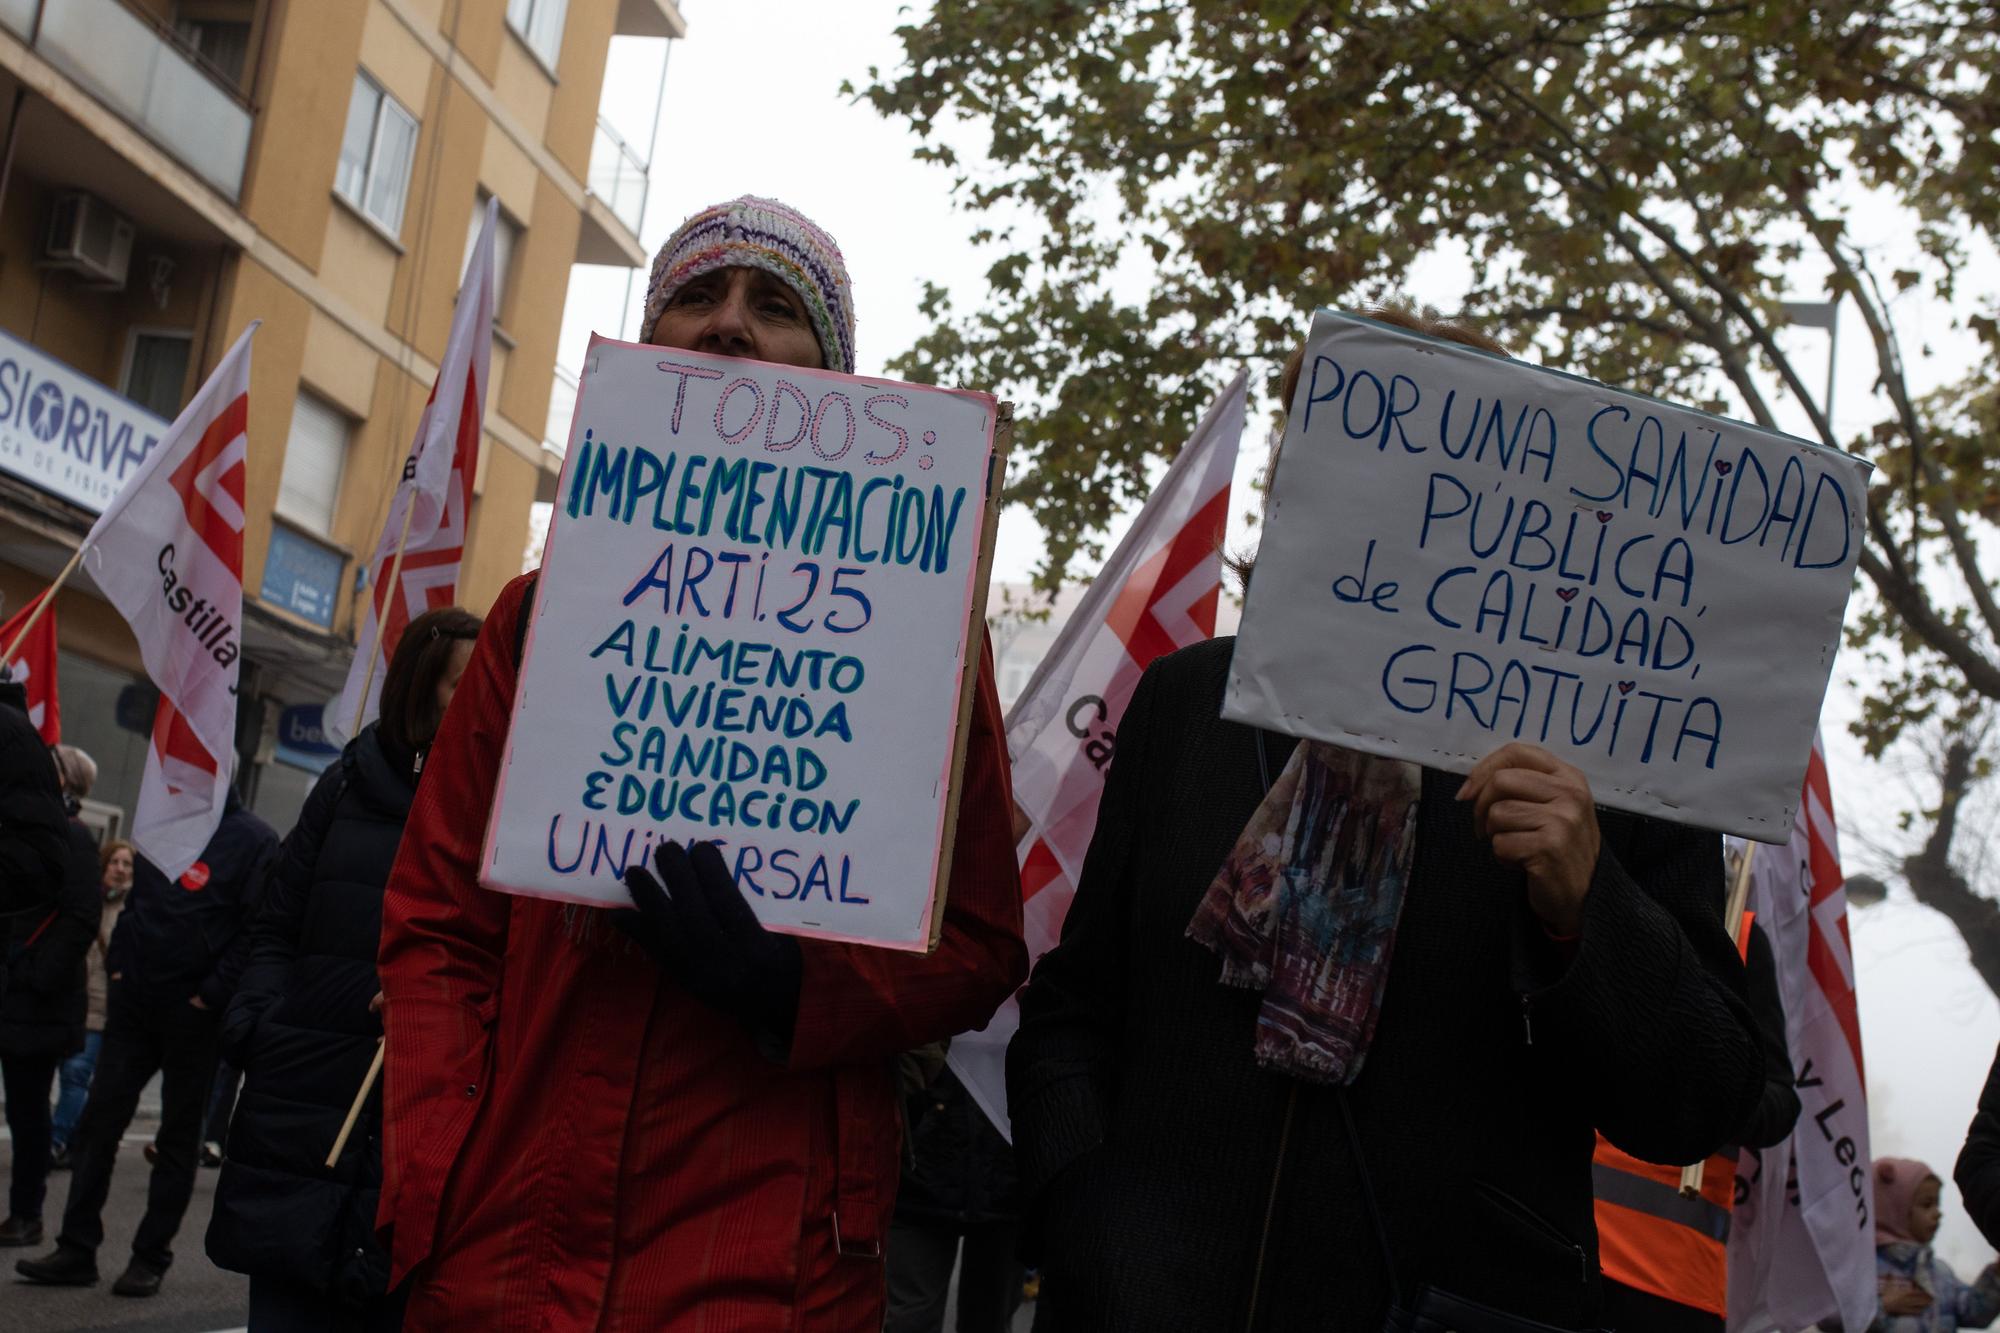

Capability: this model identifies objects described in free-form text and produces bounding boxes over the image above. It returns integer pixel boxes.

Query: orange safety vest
[1592,1136,1736,1316]
[1590,911,1754,1318]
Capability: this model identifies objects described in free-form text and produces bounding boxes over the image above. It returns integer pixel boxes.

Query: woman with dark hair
[206,606,480,1330]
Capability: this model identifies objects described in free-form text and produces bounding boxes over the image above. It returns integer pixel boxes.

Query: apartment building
[0,0,681,831]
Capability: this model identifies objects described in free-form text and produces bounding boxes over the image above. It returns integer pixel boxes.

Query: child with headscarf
[1874,1156,2000,1332]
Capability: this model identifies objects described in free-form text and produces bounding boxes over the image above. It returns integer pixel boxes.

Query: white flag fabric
[950,371,1247,1139]
[327,197,495,745]
[1727,734,1876,1332]
[83,324,258,880]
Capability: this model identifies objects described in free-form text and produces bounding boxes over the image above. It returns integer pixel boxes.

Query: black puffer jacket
[0,680,67,921]
[207,725,414,1305]
[898,1066,1020,1228]
[0,818,101,1058]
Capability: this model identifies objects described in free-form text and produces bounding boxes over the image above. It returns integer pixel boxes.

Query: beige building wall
[0,0,683,829]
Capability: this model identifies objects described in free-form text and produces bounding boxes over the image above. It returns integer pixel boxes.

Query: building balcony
[576,115,647,267]
[0,0,253,201]
[614,0,687,40]
[589,117,647,238]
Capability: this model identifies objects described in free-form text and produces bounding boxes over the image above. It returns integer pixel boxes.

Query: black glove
[615,840,804,1050]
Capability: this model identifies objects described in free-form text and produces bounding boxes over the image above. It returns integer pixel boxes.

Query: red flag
[1727,733,1874,1332]
[0,590,61,744]
[82,324,257,879]
[327,199,496,745]
[948,371,1247,1138]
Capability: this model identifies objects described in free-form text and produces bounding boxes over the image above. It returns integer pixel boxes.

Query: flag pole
[349,499,418,736]
[1679,842,1758,1199]
[326,1036,385,1167]
[1,543,85,665]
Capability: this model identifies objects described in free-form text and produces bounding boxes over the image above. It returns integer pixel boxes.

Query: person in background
[887,1064,1026,1333]
[1007,309,1763,1331]
[1596,915,1802,1332]
[0,669,67,921]
[1958,1044,2000,1251]
[208,607,479,1332]
[1871,1156,2000,1332]
[51,839,134,1169]
[0,745,103,1245]
[17,785,279,1297]
[376,196,1027,1329]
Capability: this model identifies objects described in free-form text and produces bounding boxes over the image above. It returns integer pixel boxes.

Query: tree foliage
[858,0,2000,762]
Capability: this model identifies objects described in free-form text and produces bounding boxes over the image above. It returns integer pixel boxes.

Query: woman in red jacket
[375,196,1027,1331]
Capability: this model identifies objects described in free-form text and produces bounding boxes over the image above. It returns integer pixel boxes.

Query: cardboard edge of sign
[924,402,1014,951]
[477,333,1010,954]
[1307,307,1877,476]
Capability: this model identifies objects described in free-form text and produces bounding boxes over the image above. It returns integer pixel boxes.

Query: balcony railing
[4,0,253,201]
[588,117,648,239]
[546,364,579,457]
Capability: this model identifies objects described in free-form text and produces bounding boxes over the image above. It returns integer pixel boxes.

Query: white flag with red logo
[1727,733,1875,1333]
[950,370,1246,1139]
[83,324,258,880]
[1,589,61,744]
[326,198,494,745]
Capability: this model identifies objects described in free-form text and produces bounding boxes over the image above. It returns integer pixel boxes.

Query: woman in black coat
[207,607,479,1331]
[0,746,105,1247]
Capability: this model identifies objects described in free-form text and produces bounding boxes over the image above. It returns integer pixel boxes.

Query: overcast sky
[564,0,2000,1278]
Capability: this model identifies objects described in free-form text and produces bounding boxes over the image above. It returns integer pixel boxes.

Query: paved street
[1,1130,247,1333]
[0,1106,1030,1332]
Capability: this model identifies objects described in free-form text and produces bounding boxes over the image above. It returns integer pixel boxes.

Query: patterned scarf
[1186,739,1421,1084]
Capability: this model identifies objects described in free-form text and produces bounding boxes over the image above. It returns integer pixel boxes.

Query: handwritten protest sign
[482,336,1003,951]
[1225,310,1870,842]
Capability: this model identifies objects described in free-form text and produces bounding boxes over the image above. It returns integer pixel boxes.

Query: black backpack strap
[513,574,538,669]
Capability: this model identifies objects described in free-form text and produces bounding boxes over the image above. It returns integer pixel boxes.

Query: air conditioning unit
[44,192,135,289]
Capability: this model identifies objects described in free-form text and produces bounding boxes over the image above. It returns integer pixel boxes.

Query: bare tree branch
[1903,738,2000,997]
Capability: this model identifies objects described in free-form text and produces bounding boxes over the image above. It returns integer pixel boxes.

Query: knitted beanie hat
[639,195,856,375]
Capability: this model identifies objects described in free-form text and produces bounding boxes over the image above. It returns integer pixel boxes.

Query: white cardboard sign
[482,336,1000,950]
[1225,310,1870,842]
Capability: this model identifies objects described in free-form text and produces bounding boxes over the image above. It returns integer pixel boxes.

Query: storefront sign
[276,702,340,771]
[261,524,346,630]
[0,325,168,512]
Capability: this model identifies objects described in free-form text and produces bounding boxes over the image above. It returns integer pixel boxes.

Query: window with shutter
[506,0,568,71]
[122,331,193,421]
[462,192,526,325]
[277,391,351,537]
[336,72,418,237]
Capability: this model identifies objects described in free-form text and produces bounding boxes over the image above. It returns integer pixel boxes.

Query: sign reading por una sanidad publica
[1225,310,1870,842]
[482,336,1001,951]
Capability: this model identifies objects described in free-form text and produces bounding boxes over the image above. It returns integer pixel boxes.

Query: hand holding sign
[1457,742,1602,935]
[615,840,804,1043]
